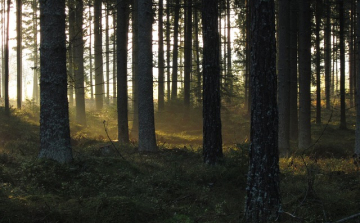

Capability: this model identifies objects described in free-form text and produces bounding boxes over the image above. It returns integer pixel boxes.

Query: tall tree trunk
[113,9,117,104]
[32,0,39,104]
[117,0,129,143]
[89,4,94,100]
[245,0,280,221]
[105,4,110,104]
[339,0,347,129]
[130,0,139,138]
[171,0,180,100]
[94,0,104,110]
[158,0,165,110]
[298,0,312,150]
[39,0,72,163]
[315,0,322,124]
[16,0,22,109]
[68,0,75,107]
[74,0,86,126]
[166,0,171,101]
[245,0,251,114]
[184,0,192,108]
[202,0,222,165]
[324,0,331,109]
[355,0,360,156]
[277,0,290,156]
[349,0,355,107]
[138,0,157,151]
[194,5,201,105]
[226,0,232,99]
[4,0,9,116]
[289,0,298,141]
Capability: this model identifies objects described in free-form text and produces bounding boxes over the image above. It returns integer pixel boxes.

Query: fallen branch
[103,120,126,160]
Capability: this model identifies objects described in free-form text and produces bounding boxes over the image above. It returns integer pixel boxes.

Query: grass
[0,101,360,222]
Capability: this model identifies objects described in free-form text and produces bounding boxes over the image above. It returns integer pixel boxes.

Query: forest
[0,0,360,222]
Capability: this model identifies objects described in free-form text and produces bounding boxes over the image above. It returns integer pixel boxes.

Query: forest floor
[0,100,360,222]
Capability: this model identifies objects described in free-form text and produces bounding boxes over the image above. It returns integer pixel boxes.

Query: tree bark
[339,0,347,130]
[171,0,180,100]
[4,0,9,116]
[298,0,312,150]
[315,0,322,124]
[138,0,157,151]
[105,4,110,104]
[74,0,86,126]
[184,0,192,109]
[16,0,22,109]
[117,0,130,143]
[324,0,331,109]
[94,0,104,110]
[202,0,223,165]
[355,0,360,156]
[245,0,280,221]
[39,0,72,163]
[277,0,290,156]
[158,0,165,110]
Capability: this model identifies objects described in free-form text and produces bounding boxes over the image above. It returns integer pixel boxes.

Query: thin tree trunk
[105,4,110,104]
[194,5,201,105]
[16,0,22,109]
[171,0,180,100]
[113,9,117,104]
[166,0,171,101]
[355,0,360,156]
[4,0,9,116]
[74,0,86,126]
[325,0,331,109]
[94,0,104,110]
[184,0,192,108]
[339,0,347,129]
[158,0,165,110]
[315,0,322,124]
[89,4,94,100]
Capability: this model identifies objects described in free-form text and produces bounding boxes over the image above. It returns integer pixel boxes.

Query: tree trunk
[245,0,280,221]
[298,0,312,150]
[89,4,94,100]
[184,0,192,109]
[166,0,171,101]
[74,0,86,126]
[289,0,298,142]
[355,0,360,156]
[39,0,72,163]
[315,0,322,124]
[130,0,139,138]
[16,0,22,109]
[105,5,110,104]
[349,0,355,108]
[194,6,201,105]
[94,0,104,110]
[117,0,130,143]
[202,0,222,165]
[68,0,75,107]
[138,0,157,151]
[113,9,117,104]
[339,0,347,130]
[171,0,180,100]
[4,0,9,116]
[32,0,39,104]
[277,0,290,156]
[324,0,331,109]
[158,0,165,110]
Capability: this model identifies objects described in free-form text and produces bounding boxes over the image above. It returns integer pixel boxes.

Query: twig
[326,212,360,223]
[102,120,126,160]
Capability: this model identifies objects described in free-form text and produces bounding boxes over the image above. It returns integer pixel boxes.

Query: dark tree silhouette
[38,0,72,163]
[245,0,281,221]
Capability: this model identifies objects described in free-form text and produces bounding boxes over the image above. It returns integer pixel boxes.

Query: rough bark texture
[289,0,298,142]
[171,0,180,100]
[16,0,22,109]
[94,0,104,110]
[355,0,360,156]
[339,0,347,130]
[158,0,165,110]
[245,0,280,221]
[39,0,72,163]
[131,0,139,138]
[298,0,312,150]
[202,0,222,165]
[277,0,290,156]
[73,0,86,126]
[138,0,157,152]
[117,0,130,143]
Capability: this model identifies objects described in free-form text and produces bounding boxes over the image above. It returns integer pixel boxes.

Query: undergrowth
[0,103,359,222]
